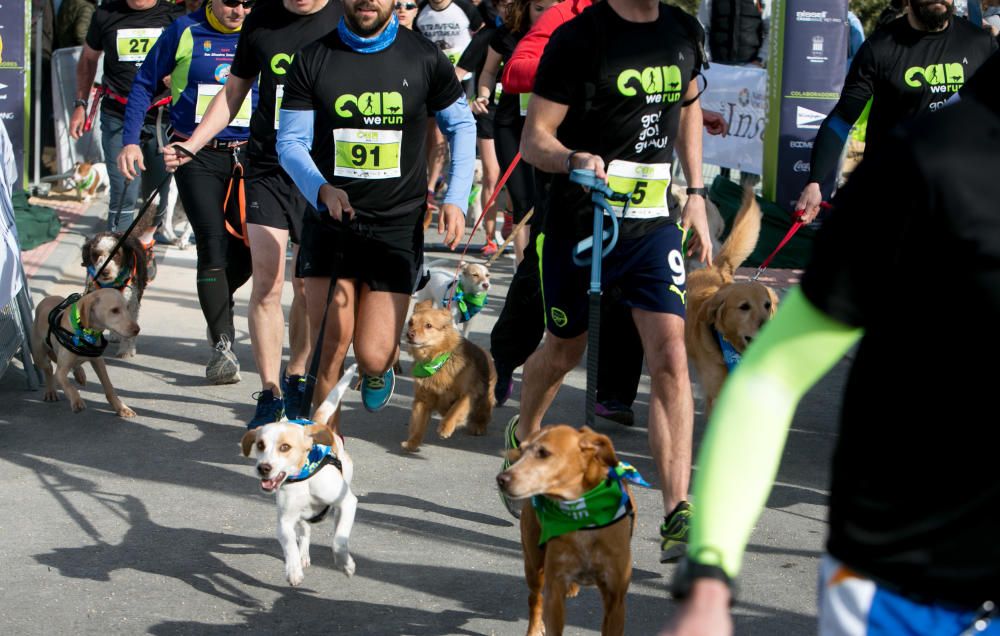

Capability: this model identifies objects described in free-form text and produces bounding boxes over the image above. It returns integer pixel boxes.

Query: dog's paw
[117,405,136,418]
[566,583,580,598]
[400,440,420,452]
[286,564,305,587]
[334,552,356,578]
[43,390,59,402]
[437,424,456,439]
[71,398,86,413]
[300,553,311,568]
[115,348,136,359]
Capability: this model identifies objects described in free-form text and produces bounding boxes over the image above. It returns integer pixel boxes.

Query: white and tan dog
[69,161,108,201]
[240,366,359,586]
[414,259,491,337]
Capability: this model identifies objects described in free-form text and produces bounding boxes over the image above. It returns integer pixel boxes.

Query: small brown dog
[686,188,779,413]
[82,232,149,358]
[497,425,639,636]
[32,289,140,416]
[402,300,496,452]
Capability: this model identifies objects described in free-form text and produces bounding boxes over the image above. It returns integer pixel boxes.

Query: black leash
[91,145,196,285]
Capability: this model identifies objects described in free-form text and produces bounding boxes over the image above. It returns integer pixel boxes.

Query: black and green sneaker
[499,414,521,519]
[660,501,693,563]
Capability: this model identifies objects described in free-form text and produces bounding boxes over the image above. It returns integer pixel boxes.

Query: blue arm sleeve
[122,24,182,146]
[276,108,326,212]
[436,96,477,215]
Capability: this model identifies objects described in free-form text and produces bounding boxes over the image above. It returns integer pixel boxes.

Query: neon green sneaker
[499,414,521,518]
[660,501,693,563]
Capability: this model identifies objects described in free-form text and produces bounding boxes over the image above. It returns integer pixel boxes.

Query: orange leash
[223,153,250,247]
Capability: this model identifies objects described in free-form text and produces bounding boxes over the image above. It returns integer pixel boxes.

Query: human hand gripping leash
[567,169,632,428]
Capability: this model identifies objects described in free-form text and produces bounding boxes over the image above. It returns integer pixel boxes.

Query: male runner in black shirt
[276,0,476,419]
[795,0,996,222]
[70,0,182,245]
[664,51,1000,636]
[504,0,713,563]
[164,0,343,428]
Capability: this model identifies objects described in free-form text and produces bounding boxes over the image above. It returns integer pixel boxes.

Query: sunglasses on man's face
[395,2,418,9]
[221,0,255,8]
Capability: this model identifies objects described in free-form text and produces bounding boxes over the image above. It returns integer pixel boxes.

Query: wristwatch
[670,554,735,604]
[73,98,88,110]
[686,186,708,197]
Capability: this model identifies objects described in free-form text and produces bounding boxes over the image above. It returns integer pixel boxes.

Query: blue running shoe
[281,372,307,420]
[361,368,395,412]
[248,389,285,429]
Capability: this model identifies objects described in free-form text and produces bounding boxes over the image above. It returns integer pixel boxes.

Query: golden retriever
[686,188,778,413]
[402,300,496,452]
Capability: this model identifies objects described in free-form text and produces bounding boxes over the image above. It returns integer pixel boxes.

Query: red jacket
[500,0,592,94]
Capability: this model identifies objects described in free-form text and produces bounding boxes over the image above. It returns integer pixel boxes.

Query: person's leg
[517,331,588,438]
[479,138,500,248]
[595,294,644,425]
[304,276,358,432]
[495,120,534,263]
[138,120,171,244]
[247,223,289,396]
[353,286,410,379]
[286,244,310,378]
[99,111,141,232]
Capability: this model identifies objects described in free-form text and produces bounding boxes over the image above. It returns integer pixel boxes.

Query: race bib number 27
[116,28,162,62]
[333,129,402,179]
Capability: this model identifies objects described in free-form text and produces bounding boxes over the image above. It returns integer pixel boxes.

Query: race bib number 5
[116,28,162,62]
[607,160,671,219]
[333,129,402,179]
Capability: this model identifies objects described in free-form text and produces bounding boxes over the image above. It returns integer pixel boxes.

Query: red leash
[750,202,831,281]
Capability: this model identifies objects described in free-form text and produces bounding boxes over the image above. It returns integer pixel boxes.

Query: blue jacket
[123,6,258,144]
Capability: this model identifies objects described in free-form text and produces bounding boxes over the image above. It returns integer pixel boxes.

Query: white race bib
[195,84,252,127]
[116,28,162,62]
[333,128,402,179]
[606,160,672,219]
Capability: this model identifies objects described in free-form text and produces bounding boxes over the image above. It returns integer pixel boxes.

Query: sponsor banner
[700,64,767,174]
[763,0,848,212]
[0,0,29,190]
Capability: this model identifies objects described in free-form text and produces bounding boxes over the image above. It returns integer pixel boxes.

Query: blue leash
[567,169,632,428]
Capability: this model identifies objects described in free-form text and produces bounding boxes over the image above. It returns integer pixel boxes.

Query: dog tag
[195,84,252,127]
[607,160,671,220]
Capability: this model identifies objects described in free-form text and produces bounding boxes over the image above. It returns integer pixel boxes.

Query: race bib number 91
[196,84,252,127]
[333,129,402,179]
[116,28,162,62]
[607,160,671,219]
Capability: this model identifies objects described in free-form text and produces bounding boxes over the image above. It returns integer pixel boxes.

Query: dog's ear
[504,447,522,463]
[305,424,335,447]
[77,292,96,329]
[240,429,258,457]
[414,299,434,312]
[579,427,618,468]
[702,288,729,327]
[766,286,779,317]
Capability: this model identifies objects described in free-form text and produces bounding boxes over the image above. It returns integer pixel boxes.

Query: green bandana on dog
[531,462,651,545]
[412,352,452,378]
[447,280,487,323]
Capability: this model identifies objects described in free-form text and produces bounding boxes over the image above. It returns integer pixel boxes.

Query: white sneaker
[206,335,241,385]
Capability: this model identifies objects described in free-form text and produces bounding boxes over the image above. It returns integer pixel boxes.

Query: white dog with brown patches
[415,259,491,337]
[240,366,359,586]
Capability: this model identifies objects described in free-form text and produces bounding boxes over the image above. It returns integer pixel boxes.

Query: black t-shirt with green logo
[85,0,183,117]
[532,2,702,241]
[280,27,464,221]
[230,0,342,177]
[800,76,1000,604]
[489,25,522,127]
[809,16,997,184]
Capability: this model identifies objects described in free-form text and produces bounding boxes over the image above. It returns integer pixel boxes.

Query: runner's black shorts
[539,220,687,338]
[296,210,424,294]
[245,168,308,243]
[475,104,496,140]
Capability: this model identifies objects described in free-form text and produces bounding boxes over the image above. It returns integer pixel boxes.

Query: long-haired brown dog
[686,188,779,413]
[402,300,496,452]
[82,232,149,358]
[497,425,637,636]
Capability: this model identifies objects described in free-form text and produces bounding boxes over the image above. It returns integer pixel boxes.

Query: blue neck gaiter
[338,14,399,54]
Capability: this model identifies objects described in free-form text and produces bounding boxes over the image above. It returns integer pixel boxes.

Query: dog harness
[711,324,742,372]
[283,418,346,524]
[412,352,452,378]
[444,280,487,323]
[46,293,108,358]
[531,462,651,546]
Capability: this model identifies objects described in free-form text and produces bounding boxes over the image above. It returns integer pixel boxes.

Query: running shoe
[660,501,693,563]
[494,361,514,407]
[248,389,285,429]
[281,371,308,420]
[206,335,241,385]
[361,368,395,412]
[499,414,522,518]
[595,399,635,427]
[480,240,499,257]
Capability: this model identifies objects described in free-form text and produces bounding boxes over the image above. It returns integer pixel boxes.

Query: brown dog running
[402,300,496,452]
[496,425,639,636]
[686,188,779,413]
[32,288,140,416]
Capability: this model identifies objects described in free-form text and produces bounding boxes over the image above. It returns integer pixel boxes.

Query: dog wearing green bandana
[402,300,496,452]
[497,425,650,636]
[414,259,491,337]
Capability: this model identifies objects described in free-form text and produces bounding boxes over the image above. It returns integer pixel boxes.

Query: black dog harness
[46,293,108,358]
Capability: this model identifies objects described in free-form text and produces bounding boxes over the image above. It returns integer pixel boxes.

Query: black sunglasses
[221,0,255,8]
[395,2,418,9]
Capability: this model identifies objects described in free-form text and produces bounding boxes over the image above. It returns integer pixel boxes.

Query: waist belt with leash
[171,133,251,247]
[84,85,171,133]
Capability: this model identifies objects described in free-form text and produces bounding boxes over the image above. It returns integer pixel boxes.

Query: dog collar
[87,259,135,291]
[412,352,452,378]
[46,293,108,358]
[531,462,650,546]
[286,444,344,483]
[446,280,487,323]
[711,324,742,372]
[77,169,96,192]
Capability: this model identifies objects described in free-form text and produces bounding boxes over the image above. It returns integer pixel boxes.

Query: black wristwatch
[73,98,88,110]
[670,554,735,604]
[686,186,708,198]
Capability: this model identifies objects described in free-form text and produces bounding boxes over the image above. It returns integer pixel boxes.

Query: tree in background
[850,0,893,35]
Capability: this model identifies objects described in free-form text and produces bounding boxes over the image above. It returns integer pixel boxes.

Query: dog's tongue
[260,473,286,492]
